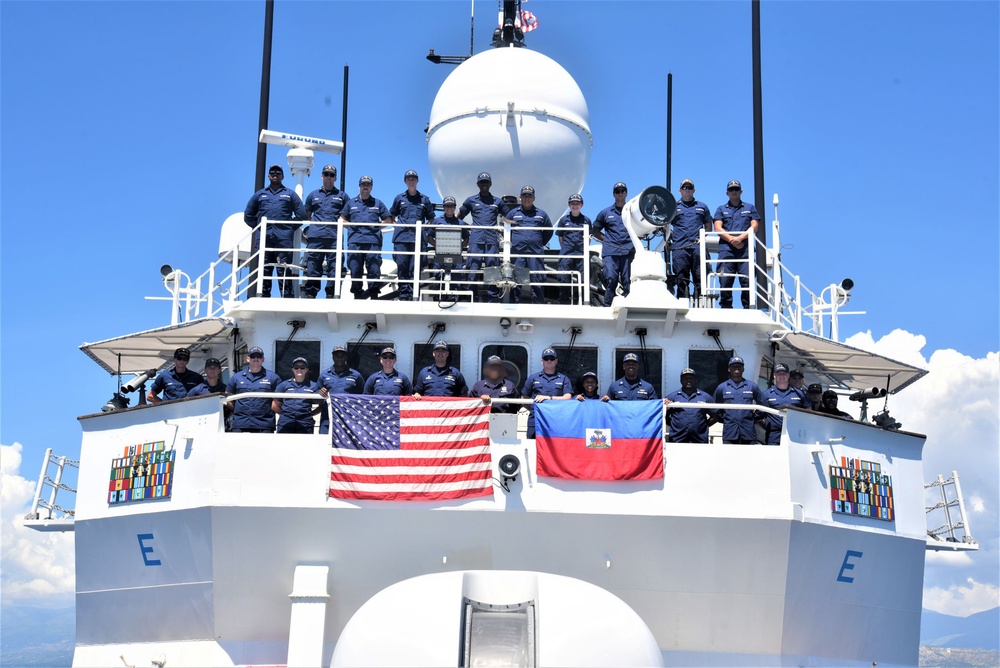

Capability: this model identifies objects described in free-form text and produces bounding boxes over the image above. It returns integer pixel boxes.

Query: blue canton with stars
[330,396,401,450]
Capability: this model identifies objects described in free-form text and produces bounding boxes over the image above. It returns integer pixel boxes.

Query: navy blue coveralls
[508,205,552,304]
[555,212,591,302]
[274,378,321,434]
[459,193,511,301]
[150,367,204,401]
[470,378,520,413]
[714,377,764,443]
[414,364,469,397]
[341,195,390,298]
[670,198,713,299]
[244,185,306,298]
[389,191,434,301]
[593,204,634,306]
[186,380,226,397]
[225,368,283,432]
[303,186,348,298]
[606,377,658,401]
[664,387,713,443]
[364,369,413,396]
[762,385,807,444]
[521,371,573,439]
[317,365,364,434]
[713,201,761,308]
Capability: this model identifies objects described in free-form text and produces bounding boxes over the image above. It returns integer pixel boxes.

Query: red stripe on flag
[536,435,663,480]
[330,469,492,484]
[329,485,493,502]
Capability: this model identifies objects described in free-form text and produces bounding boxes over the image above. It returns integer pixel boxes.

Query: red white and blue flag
[329,396,493,501]
[535,400,664,480]
[517,9,539,32]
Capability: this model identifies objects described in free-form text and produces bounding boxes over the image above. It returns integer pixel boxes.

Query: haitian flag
[535,400,664,480]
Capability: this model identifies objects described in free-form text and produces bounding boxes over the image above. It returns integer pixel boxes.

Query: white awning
[770,331,928,394]
[80,317,237,375]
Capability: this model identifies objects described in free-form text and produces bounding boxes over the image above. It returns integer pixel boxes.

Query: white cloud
[923,578,1000,617]
[0,442,76,606]
[845,330,1000,617]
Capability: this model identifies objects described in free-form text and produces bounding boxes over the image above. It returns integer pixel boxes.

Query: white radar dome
[427,48,592,220]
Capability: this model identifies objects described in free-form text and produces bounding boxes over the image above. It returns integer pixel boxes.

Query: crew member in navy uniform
[592,182,634,307]
[426,196,470,294]
[806,383,824,411]
[339,175,392,299]
[389,170,435,301]
[556,194,590,304]
[605,352,658,401]
[303,165,348,299]
[521,347,573,438]
[148,347,204,403]
[470,355,520,413]
[413,340,469,398]
[272,357,321,434]
[225,346,282,433]
[244,164,306,298]
[789,369,805,390]
[575,371,603,401]
[364,347,413,396]
[186,357,226,397]
[664,368,714,443]
[713,355,764,444]
[318,344,364,433]
[760,363,807,444]
[670,179,713,299]
[713,180,761,309]
[820,390,854,419]
[459,172,511,302]
[506,185,552,304]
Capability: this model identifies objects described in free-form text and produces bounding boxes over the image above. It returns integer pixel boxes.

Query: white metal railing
[925,471,978,548]
[27,448,78,522]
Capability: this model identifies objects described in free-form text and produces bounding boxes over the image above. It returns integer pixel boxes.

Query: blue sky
[2,0,998,633]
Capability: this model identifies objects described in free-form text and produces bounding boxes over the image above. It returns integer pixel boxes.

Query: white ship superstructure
[24,4,979,667]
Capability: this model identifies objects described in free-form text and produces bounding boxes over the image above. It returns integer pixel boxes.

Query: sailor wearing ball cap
[389,170,435,301]
[273,357,322,434]
[669,179,713,300]
[556,193,592,304]
[339,175,393,300]
[592,182,634,306]
[244,164,307,298]
[664,368,715,443]
[506,185,552,304]
[225,347,283,433]
[413,341,469,398]
[713,355,764,443]
[317,344,364,434]
[470,355,520,413]
[760,363,808,444]
[186,357,227,397]
[148,347,204,403]
[713,179,761,309]
[521,347,573,438]
[303,165,349,299]
[575,371,602,401]
[606,352,658,401]
[459,171,512,302]
[364,347,413,396]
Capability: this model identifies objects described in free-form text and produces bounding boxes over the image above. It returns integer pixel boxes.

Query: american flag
[329,396,494,501]
[518,9,539,33]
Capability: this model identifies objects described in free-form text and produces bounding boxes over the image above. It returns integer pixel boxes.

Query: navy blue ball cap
[541,347,558,359]
[727,179,742,190]
[359,175,373,186]
[623,352,639,363]
[808,383,823,393]
[248,346,265,356]
[790,369,805,379]
[268,164,283,174]
[477,172,492,184]
[680,367,696,377]
[380,347,396,356]
[321,165,337,176]
[173,347,191,359]
[520,185,535,196]
[485,355,504,366]
[404,170,418,179]
[292,356,309,366]
[443,196,457,206]
[680,178,695,189]
[728,356,745,366]
[582,371,598,380]
[433,340,450,351]
[774,363,790,373]
[568,194,583,204]
[205,357,221,368]
[613,182,627,192]
[333,344,348,354]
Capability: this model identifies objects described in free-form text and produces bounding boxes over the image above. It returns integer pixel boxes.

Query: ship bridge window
[614,348,662,397]
[460,598,536,668]
[412,343,462,379]
[552,346,598,393]
[687,349,734,396]
[481,345,529,389]
[345,342,395,380]
[758,356,774,388]
[272,341,321,382]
